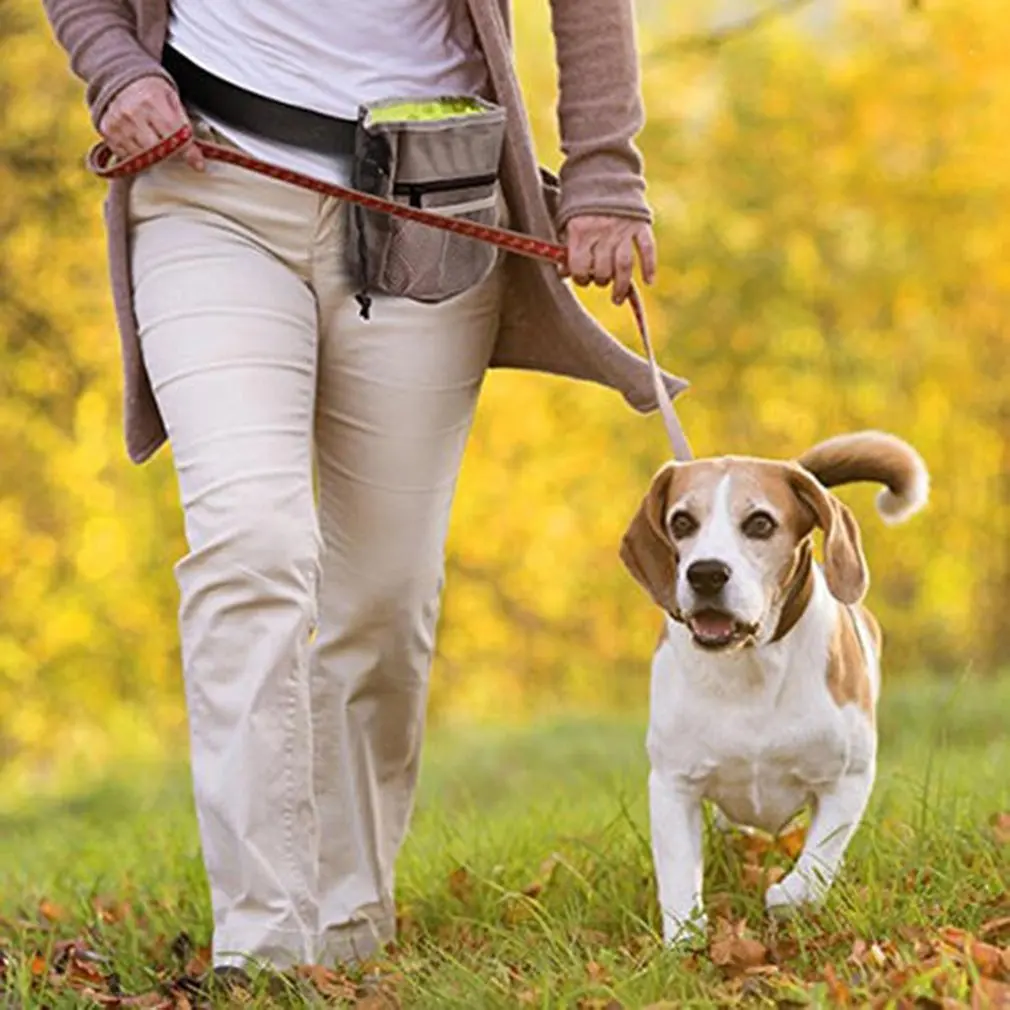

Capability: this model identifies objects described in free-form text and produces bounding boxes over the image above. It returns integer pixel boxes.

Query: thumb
[182,139,206,172]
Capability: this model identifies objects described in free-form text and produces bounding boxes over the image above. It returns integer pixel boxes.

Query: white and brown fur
[620,431,929,945]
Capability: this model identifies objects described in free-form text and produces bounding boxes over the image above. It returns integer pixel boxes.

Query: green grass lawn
[1,673,1007,1008]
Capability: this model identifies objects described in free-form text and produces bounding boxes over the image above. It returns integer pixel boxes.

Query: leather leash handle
[87,124,693,461]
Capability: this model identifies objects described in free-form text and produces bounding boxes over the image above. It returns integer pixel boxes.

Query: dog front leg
[649,770,706,947]
[765,764,875,914]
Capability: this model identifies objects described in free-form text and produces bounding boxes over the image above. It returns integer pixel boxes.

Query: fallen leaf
[991,813,1010,846]
[733,830,774,864]
[65,951,108,987]
[517,988,540,1006]
[823,962,850,1006]
[573,928,610,948]
[710,919,769,973]
[30,952,47,976]
[980,919,1010,943]
[38,899,67,923]
[93,896,132,925]
[183,944,211,978]
[586,960,609,983]
[742,863,784,889]
[522,856,560,899]
[969,941,1006,979]
[295,964,358,1000]
[448,866,473,902]
[706,892,735,919]
[354,994,399,1010]
[973,976,1010,1008]
[941,927,971,949]
[76,988,125,1007]
[777,824,807,860]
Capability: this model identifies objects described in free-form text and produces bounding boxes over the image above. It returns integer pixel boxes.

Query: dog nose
[686,559,731,596]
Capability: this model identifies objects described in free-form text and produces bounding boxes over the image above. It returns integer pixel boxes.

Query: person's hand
[98,76,205,171]
[561,215,657,305]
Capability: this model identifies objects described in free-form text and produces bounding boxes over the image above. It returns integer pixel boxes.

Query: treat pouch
[348,96,507,308]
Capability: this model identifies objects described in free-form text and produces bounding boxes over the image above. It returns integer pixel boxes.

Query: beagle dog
[619,431,929,945]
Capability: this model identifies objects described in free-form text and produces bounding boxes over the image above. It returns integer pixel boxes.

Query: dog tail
[796,431,930,525]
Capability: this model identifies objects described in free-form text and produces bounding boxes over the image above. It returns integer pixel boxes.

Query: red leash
[87,123,692,461]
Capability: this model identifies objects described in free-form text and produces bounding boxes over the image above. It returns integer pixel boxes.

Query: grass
[0,672,1007,1008]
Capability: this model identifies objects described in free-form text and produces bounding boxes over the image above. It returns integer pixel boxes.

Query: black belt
[162,45,358,157]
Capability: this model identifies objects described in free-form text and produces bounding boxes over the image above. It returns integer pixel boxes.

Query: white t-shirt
[167,2,490,184]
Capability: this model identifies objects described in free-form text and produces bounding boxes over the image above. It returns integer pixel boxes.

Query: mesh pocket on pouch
[347,96,506,308]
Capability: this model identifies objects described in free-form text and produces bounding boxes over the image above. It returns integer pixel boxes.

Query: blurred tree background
[1,0,1006,792]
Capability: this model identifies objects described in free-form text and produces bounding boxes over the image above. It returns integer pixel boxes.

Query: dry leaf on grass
[974,976,1010,1008]
[522,855,560,899]
[980,919,1010,943]
[295,964,359,1001]
[354,994,400,1010]
[37,899,67,924]
[990,813,1010,846]
[777,823,807,860]
[92,896,132,925]
[709,918,769,973]
[823,962,851,1006]
[447,866,473,902]
[182,945,211,978]
[741,863,784,890]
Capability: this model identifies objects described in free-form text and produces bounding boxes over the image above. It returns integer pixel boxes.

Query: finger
[181,141,206,172]
[590,240,616,288]
[611,240,636,305]
[567,235,595,286]
[129,118,164,152]
[102,124,131,160]
[635,227,658,285]
[148,93,188,136]
[162,85,189,123]
[151,90,205,170]
[111,124,149,159]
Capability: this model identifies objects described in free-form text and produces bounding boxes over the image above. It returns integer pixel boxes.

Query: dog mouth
[686,609,757,650]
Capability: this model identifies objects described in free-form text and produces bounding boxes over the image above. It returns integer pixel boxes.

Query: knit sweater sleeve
[549,0,652,227]
[40,0,174,131]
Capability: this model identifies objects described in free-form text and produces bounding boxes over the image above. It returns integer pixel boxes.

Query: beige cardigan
[41,0,689,464]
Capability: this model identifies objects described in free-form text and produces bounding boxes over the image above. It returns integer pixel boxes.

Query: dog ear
[619,463,681,615]
[789,465,869,604]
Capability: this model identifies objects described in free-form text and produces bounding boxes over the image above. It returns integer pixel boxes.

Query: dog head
[620,431,929,653]
[619,457,868,652]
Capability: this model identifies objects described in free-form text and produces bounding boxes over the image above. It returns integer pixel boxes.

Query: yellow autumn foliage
[1,0,1007,790]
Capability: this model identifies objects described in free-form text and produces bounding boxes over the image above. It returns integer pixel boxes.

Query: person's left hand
[561,215,657,305]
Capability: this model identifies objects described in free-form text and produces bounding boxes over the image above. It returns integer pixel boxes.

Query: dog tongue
[691,611,734,641]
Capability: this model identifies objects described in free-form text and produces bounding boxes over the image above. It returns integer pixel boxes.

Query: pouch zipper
[393,172,498,208]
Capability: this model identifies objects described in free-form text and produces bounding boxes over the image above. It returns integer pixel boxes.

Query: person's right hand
[98,76,205,171]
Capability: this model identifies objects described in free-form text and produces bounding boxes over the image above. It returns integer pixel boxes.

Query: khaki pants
[128,148,502,969]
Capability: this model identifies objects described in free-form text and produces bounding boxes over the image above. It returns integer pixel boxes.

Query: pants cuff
[213,926,313,971]
[317,913,396,967]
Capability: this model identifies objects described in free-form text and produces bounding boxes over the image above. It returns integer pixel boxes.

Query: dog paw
[663,911,709,950]
[765,870,828,916]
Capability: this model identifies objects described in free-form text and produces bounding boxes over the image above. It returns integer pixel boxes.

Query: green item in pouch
[366,97,487,124]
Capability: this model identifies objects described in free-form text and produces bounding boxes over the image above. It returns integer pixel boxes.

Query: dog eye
[742,511,777,539]
[668,510,698,540]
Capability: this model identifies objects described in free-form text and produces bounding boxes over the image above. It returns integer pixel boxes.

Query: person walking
[42,0,686,980]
